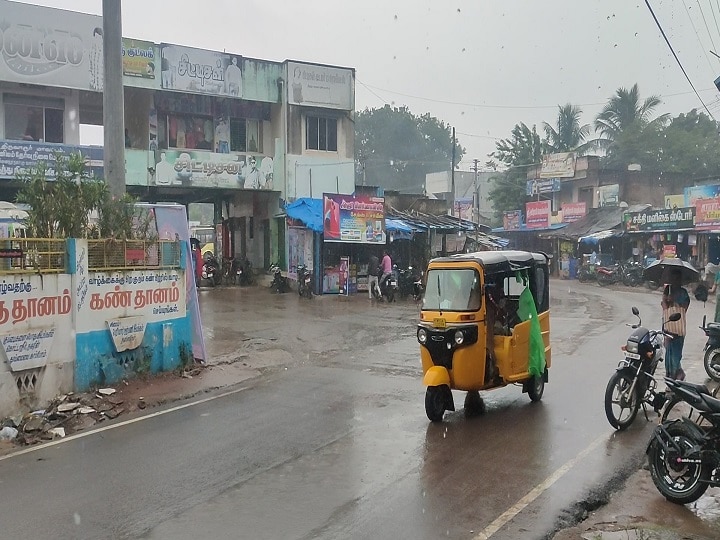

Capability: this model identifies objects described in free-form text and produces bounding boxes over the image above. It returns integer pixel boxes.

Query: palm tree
[543,104,591,154]
[593,84,668,154]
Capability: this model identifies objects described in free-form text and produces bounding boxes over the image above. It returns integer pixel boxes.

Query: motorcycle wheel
[597,273,611,287]
[386,289,395,303]
[645,280,661,290]
[578,271,588,283]
[425,385,450,422]
[648,421,709,505]
[604,370,640,430]
[703,347,720,381]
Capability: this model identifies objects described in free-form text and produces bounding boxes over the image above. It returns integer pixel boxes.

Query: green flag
[517,280,546,378]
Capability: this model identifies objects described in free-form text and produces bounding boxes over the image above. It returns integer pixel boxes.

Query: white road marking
[0,386,249,462]
[474,434,606,540]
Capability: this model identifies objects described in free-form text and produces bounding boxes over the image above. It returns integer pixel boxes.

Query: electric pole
[450,127,456,217]
[102,0,126,197]
[472,158,479,225]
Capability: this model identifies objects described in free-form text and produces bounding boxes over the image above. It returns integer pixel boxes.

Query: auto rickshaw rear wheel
[425,385,451,422]
[527,373,545,402]
[464,391,485,417]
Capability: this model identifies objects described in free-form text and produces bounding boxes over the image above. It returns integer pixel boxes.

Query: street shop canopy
[540,204,650,241]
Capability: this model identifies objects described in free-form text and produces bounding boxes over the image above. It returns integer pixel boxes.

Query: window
[167,114,214,150]
[230,119,261,153]
[422,269,481,312]
[4,94,64,143]
[306,116,337,151]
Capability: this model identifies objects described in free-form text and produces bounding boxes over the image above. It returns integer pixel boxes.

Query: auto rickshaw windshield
[422,268,481,312]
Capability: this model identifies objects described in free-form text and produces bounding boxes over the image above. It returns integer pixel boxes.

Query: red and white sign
[695,197,720,230]
[562,202,587,223]
[526,200,551,229]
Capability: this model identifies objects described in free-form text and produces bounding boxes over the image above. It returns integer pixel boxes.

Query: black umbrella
[642,257,699,285]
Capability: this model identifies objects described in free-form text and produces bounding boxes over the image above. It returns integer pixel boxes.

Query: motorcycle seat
[675,380,711,396]
[702,393,720,413]
[707,322,720,332]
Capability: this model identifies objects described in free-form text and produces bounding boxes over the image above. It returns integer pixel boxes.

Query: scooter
[373,271,398,303]
[201,254,222,287]
[412,270,424,302]
[269,263,289,293]
[297,264,313,299]
[700,315,720,381]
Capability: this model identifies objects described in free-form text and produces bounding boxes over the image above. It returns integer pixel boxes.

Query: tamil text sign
[153,151,274,189]
[527,178,561,196]
[122,38,156,80]
[695,197,720,230]
[525,200,551,229]
[288,62,354,110]
[323,194,385,244]
[0,140,103,180]
[624,207,695,232]
[562,202,587,223]
[160,44,242,98]
[540,152,575,178]
[503,210,521,230]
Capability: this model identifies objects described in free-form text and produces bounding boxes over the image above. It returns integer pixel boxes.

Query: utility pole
[450,127,456,217]
[472,158,479,224]
[102,0,126,197]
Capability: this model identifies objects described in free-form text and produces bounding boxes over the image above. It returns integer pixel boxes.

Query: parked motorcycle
[269,263,290,293]
[701,315,720,381]
[596,264,622,286]
[578,264,596,283]
[412,270,424,302]
[297,264,313,299]
[646,377,720,504]
[222,256,241,286]
[397,266,415,300]
[201,254,222,287]
[237,257,254,286]
[604,306,681,430]
[621,261,644,287]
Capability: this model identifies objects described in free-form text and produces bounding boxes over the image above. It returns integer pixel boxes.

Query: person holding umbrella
[661,268,690,381]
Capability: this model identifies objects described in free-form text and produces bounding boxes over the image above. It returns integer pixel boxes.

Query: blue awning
[386,218,414,240]
[285,198,323,233]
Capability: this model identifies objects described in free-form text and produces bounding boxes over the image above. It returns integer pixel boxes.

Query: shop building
[0,0,355,273]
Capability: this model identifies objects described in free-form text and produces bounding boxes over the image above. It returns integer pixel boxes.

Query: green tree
[543,103,591,153]
[593,83,668,168]
[488,123,543,224]
[653,110,720,177]
[355,105,464,192]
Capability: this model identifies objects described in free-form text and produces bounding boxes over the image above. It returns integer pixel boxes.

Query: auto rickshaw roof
[429,250,549,274]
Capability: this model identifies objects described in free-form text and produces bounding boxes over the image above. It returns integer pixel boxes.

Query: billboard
[322,194,385,244]
[540,152,576,178]
[152,150,274,189]
[562,202,587,223]
[623,207,695,232]
[453,198,473,221]
[664,194,685,209]
[288,61,354,110]
[527,178,561,196]
[695,197,720,230]
[685,184,720,207]
[598,184,620,207]
[0,0,104,91]
[503,210,521,230]
[0,140,103,180]
[525,200,551,229]
[122,38,156,80]
[160,44,242,97]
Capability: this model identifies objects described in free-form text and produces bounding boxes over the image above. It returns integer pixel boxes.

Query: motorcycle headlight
[626,341,639,354]
[454,330,464,345]
[418,328,428,345]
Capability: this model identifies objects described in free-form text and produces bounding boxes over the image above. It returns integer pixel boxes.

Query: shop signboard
[540,152,576,178]
[525,200,551,229]
[695,197,720,230]
[0,0,105,91]
[685,184,720,207]
[663,245,677,258]
[623,207,695,232]
[152,150,274,189]
[503,210,521,230]
[287,61,354,110]
[322,194,385,244]
[665,194,685,209]
[527,178,561,196]
[122,38,157,80]
[453,198,473,221]
[562,202,586,223]
[598,184,620,207]
[160,44,242,98]
[0,140,103,180]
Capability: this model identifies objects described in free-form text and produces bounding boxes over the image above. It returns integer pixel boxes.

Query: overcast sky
[17,0,720,170]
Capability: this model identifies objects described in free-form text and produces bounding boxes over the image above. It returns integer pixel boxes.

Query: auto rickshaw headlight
[418,328,428,344]
[454,330,464,345]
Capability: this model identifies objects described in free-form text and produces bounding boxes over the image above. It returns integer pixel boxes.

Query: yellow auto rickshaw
[417,250,551,421]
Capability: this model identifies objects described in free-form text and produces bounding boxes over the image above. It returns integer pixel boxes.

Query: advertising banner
[503,210,521,230]
[287,227,314,280]
[527,178,561,196]
[287,61,354,110]
[0,0,105,91]
[665,194,686,209]
[122,38,156,80]
[623,207,695,232]
[152,150,274,189]
[160,44,242,97]
[598,184,620,207]
[695,197,720,230]
[685,184,720,207]
[0,140,103,180]
[322,194,385,244]
[540,152,576,178]
[525,200,551,229]
[562,202,587,223]
[453,198,473,221]
[106,316,146,352]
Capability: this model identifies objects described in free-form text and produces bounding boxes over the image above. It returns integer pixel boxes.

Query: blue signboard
[684,184,720,207]
[526,178,561,196]
[0,140,103,180]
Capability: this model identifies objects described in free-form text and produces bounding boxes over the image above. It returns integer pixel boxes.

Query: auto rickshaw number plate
[433,317,446,329]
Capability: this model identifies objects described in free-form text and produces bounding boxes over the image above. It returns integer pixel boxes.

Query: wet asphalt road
[0,281,716,539]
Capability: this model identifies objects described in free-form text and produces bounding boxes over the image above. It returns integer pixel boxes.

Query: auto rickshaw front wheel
[425,385,453,422]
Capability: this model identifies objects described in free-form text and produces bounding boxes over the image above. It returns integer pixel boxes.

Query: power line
[697,0,720,53]
[357,78,716,111]
[682,0,716,72]
[645,0,716,120]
